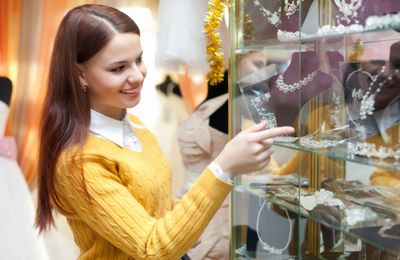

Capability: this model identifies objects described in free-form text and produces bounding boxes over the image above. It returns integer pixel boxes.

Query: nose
[127,64,145,83]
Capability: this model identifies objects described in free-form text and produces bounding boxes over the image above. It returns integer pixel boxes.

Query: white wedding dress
[0,101,50,260]
[155,0,229,74]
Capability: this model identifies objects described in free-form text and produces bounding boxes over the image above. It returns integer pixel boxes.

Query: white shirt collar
[89,109,143,150]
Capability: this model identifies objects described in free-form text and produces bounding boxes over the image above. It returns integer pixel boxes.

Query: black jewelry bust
[198,70,228,134]
[0,77,12,106]
[267,51,333,127]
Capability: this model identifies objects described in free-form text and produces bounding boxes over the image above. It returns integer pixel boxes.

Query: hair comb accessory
[299,125,352,150]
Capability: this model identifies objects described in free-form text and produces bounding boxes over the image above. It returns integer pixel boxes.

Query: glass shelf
[235,185,400,257]
[239,25,400,47]
[272,142,400,172]
[235,245,300,260]
[235,246,353,260]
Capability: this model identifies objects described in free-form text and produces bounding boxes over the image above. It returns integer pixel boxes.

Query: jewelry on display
[299,195,317,211]
[284,0,304,17]
[333,0,362,25]
[256,199,293,255]
[261,112,277,129]
[346,67,382,102]
[275,70,318,93]
[277,24,364,42]
[345,68,378,87]
[253,0,281,27]
[347,142,400,161]
[351,89,364,101]
[365,13,400,31]
[329,93,344,128]
[317,24,364,36]
[344,205,378,226]
[299,125,351,150]
[270,186,311,200]
[378,219,400,240]
[277,13,400,43]
[248,93,277,129]
[358,66,385,119]
[273,135,299,143]
[298,189,345,211]
[359,68,399,120]
[299,135,343,149]
[249,93,271,109]
[372,185,400,201]
[314,189,345,209]
[277,29,310,42]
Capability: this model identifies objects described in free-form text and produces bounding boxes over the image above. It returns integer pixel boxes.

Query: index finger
[250,126,295,142]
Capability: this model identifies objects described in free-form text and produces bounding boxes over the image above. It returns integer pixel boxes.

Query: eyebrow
[108,51,143,66]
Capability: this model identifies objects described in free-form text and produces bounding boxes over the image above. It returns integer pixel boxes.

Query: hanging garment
[154,78,188,197]
[177,93,230,260]
[155,0,229,74]
[0,136,50,260]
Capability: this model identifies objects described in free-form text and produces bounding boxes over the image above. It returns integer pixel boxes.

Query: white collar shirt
[89,109,143,152]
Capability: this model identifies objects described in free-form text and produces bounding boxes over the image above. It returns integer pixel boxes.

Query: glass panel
[231,0,400,259]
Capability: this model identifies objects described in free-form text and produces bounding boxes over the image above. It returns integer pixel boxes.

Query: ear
[76,64,89,86]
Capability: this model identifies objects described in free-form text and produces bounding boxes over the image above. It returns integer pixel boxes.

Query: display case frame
[229,0,400,259]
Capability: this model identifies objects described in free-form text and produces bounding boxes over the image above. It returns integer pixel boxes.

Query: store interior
[1,0,400,259]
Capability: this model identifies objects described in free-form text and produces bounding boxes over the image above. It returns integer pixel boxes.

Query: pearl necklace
[275,70,318,93]
[334,0,362,25]
[358,67,400,120]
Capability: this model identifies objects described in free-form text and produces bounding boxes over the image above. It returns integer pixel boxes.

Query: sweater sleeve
[55,155,232,260]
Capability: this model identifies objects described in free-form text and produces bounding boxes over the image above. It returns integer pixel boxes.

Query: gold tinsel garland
[204,0,226,85]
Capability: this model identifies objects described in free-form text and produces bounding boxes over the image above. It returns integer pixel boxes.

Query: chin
[127,98,141,108]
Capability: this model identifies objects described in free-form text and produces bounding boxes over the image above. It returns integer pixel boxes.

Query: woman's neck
[0,101,9,137]
[91,107,126,121]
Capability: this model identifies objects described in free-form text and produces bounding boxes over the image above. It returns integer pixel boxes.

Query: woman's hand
[213,121,294,179]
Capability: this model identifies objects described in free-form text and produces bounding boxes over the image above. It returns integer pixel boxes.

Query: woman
[35,4,293,259]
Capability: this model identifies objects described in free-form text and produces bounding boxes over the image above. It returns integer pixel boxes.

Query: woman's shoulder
[56,139,119,170]
[128,113,144,126]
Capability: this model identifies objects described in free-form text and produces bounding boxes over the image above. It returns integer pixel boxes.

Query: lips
[120,88,139,95]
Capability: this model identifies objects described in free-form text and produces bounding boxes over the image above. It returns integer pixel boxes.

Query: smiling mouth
[120,89,139,94]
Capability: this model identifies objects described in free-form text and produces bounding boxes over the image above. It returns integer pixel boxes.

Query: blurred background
[0,1,228,258]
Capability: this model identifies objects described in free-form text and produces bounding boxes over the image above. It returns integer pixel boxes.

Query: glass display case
[229,0,400,259]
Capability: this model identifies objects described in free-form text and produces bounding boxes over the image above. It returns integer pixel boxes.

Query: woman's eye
[111,66,126,73]
[136,56,143,64]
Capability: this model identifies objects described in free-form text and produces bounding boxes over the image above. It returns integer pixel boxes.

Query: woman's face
[79,32,147,120]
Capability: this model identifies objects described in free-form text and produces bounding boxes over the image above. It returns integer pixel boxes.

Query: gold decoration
[204,0,226,85]
[242,13,254,41]
[348,39,364,62]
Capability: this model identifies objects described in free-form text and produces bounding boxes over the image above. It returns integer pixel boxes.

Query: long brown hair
[36,4,140,232]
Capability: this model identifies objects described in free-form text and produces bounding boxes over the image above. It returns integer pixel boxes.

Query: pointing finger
[242,121,267,133]
[250,126,295,142]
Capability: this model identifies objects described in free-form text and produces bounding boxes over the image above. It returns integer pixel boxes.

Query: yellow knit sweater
[54,115,233,259]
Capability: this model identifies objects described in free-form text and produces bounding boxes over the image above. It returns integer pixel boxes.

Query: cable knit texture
[54,115,233,260]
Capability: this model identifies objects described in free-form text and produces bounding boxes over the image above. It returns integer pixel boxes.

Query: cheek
[90,77,124,93]
[140,65,147,79]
